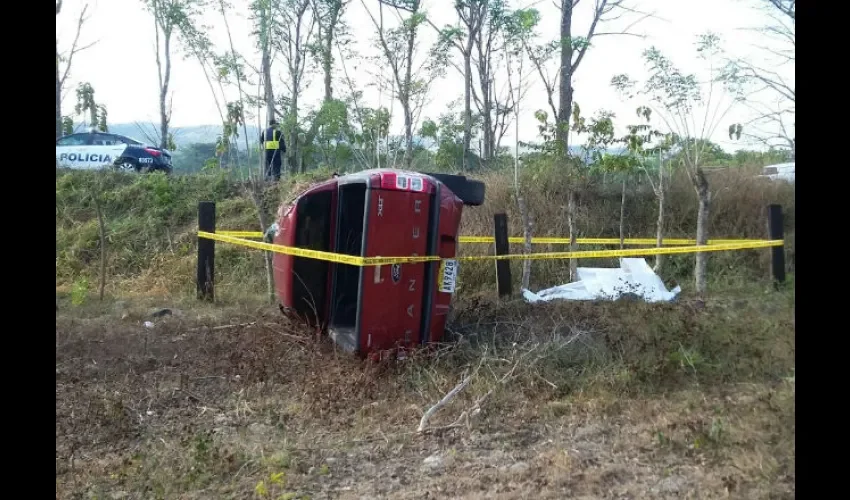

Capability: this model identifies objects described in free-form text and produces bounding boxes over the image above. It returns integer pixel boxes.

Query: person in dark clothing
[260,119,286,181]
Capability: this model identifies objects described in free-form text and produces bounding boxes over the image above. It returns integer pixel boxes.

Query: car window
[117,135,143,145]
[56,134,90,146]
[90,134,124,146]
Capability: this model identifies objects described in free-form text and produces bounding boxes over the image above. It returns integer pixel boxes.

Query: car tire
[424,173,486,206]
[115,158,141,173]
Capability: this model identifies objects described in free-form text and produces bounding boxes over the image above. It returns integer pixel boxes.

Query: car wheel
[423,173,486,206]
[116,159,139,172]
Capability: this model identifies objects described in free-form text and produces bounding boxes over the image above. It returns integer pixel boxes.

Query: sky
[56,0,794,151]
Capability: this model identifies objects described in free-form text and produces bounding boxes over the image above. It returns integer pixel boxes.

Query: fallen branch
[187,321,257,332]
[417,374,472,433]
[261,323,312,344]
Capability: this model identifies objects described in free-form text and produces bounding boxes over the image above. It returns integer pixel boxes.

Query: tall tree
[362,0,423,170]
[454,1,484,172]
[74,82,108,131]
[279,0,317,174]
[143,0,205,150]
[612,34,746,295]
[737,0,795,158]
[251,0,280,125]
[180,16,238,167]
[312,0,350,103]
[363,0,449,170]
[215,0,253,164]
[523,0,646,280]
[56,1,94,138]
[337,38,392,169]
[557,0,641,280]
[217,0,278,303]
[471,0,516,166]
[504,7,538,290]
[426,1,514,170]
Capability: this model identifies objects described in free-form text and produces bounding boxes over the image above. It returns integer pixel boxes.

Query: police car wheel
[117,159,138,172]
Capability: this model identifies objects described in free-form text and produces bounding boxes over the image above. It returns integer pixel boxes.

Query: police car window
[118,135,143,145]
[91,134,123,146]
[56,135,89,146]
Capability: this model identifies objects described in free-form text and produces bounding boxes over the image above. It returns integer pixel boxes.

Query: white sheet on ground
[522,258,681,303]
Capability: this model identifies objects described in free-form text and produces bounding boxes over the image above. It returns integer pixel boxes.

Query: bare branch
[59,4,96,89]
[767,0,794,21]
[738,61,795,103]
[417,373,472,433]
[379,0,415,14]
[593,32,644,38]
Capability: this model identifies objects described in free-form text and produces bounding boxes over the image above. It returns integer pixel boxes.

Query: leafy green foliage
[420,110,483,171]
[74,82,107,131]
[62,116,75,136]
[174,143,220,173]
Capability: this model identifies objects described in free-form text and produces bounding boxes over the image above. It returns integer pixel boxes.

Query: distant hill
[94,123,624,159]
[102,123,261,150]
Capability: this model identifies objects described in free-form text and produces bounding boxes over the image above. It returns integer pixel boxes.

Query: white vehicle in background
[56,130,173,173]
[759,162,794,184]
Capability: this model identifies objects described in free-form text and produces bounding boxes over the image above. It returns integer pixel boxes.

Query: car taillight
[144,148,162,157]
[379,172,429,192]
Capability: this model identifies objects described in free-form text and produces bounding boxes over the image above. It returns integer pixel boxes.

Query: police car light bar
[379,172,430,192]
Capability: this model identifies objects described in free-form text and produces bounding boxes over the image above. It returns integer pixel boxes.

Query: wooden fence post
[767,204,785,285]
[494,213,512,297]
[197,201,216,301]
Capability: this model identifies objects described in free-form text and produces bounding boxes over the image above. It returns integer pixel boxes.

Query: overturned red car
[269,169,485,355]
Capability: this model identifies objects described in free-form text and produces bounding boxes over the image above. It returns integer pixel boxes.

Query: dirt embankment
[56,295,795,499]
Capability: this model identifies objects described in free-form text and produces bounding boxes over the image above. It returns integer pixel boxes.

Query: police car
[56,130,173,173]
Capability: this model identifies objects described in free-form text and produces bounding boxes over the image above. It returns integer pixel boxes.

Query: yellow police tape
[216,230,760,247]
[200,231,783,267]
[217,231,267,238]
[457,236,760,245]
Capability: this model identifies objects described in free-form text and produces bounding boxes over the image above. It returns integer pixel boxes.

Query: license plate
[438,259,458,294]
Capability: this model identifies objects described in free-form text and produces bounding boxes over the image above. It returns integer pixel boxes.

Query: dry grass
[56,281,794,499]
[457,166,795,291]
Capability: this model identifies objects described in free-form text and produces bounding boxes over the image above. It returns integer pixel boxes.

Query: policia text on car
[260,119,287,181]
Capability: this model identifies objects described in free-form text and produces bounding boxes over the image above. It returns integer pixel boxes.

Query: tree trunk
[157,30,172,150]
[558,2,577,281]
[403,22,416,170]
[218,0,251,170]
[462,48,473,172]
[289,89,299,175]
[56,40,62,139]
[482,86,493,165]
[258,0,275,124]
[693,167,711,295]
[654,191,666,272]
[262,49,274,124]
[567,190,577,280]
[619,179,626,250]
[654,161,666,273]
[93,195,107,302]
[323,33,334,102]
[518,196,533,290]
[249,185,276,304]
[320,4,341,103]
[513,52,522,191]
[476,35,493,168]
